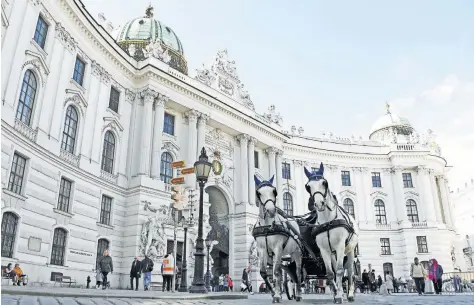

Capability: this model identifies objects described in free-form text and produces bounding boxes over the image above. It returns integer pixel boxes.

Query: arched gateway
[205,186,231,277]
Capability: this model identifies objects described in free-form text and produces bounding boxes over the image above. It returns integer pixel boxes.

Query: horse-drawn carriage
[251,163,360,303]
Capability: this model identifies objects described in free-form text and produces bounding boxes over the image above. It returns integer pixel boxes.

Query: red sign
[171,161,185,169]
[181,167,195,175]
[170,177,185,185]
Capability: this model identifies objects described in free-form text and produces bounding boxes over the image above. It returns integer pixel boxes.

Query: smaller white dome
[369,112,412,135]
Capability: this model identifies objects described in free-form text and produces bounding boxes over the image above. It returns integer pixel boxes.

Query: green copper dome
[116,6,188,74]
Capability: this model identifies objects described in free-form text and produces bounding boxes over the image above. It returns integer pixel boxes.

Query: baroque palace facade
[1,0,466,288]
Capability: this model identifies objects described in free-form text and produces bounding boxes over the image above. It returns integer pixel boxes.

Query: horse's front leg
[319,247,337,297]
[272,250,283,303]
[259,248,274,296]
[334,243,346,304]
[346,250,355,302]
[294,250,303,302]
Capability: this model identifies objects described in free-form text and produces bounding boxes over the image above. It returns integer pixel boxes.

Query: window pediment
[64,89,88,116]
[103,117,123,132]
[370,191,388,197]
[404,190,419,197]
[161,140,180,157]
[339,189,356,197]
[24,50,50,75]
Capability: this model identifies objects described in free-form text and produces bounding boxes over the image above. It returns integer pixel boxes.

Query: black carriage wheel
[284,271,294,300]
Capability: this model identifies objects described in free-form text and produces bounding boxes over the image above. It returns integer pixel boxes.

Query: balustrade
[100,170,118,184]
[59,149,79,167]
[14,119,37,142]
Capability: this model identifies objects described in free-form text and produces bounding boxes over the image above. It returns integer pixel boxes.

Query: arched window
[50,228,67,266]
[101,131,115,173]
[343,198,355,218]
[96,238,109,269]
[406,199,419,222]
[160,152,173,183]
[283,192,293,216]
[16,70,38,126]
[374,199,387,225]
[61,105,79,154]
[1,212,19,258]
[383,262,393,281]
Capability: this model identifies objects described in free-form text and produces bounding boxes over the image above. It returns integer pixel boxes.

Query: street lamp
[205,237,213,291]
[178,215,195,292]
[189,147,212,294]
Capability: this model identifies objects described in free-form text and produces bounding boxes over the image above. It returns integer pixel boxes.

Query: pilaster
[196,114,209,159]
[150,94,168,179]
[237,134,249,205]
[138,88,158,176]
[247,137,257,206]
[438,176,453,228]
[185,109,199,186]
[275,150,284,208]
[353,167,369,223]
[416,166,437,223]
[392,167,408,223]
[293,160,305,215]
[430,175,443,223]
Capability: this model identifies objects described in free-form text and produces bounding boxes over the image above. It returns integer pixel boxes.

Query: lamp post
[179,197,196,292]
[189,147,212,294]
[205,237,212,291]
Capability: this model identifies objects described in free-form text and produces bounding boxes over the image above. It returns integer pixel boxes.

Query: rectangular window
[100,195,112,225]
[108,87,120,113]
[380,238,391,255]
[254,151,259,168]
[8,153,27,195]
[371,172,382,187]
[72,57,85,86]
[33,15,48,49]
[341,171,351,186]
[163,113,175,135]
[416,236,428,253]
[402,173,413,188]
[57,178,73,212]
[282,162,291,179]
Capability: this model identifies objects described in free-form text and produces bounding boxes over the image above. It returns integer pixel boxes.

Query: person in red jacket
[228,276,233,292]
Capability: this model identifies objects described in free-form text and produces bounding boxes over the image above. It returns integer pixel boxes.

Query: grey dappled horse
[254,175,304,303]
[304,163,359,303]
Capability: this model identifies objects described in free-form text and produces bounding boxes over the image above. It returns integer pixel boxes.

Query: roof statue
[385,101,391,114]
[145,4,154,18]
[195,49,256,111]
[263,105,283,126]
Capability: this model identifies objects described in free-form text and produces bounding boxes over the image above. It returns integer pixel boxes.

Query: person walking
[428,258,443,295]
[362,269,369,293]
[385,272,394,294]
[377,275,383,293]
[410,257,426,295]
[141,255,154,291]
[228,276,233,292]
[241,268,250,293]
[98,250,113,290]
[130,256,141,291]
[223,274,229,291]
[161,253,175,292]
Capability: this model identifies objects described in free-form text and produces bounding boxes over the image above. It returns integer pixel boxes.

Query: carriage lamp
[194,148,212,183]
[190,147,212,294]
[205,237,213,291]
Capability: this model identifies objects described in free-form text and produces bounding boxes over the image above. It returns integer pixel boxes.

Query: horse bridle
[305,177,334,211]
[256,185,278,209]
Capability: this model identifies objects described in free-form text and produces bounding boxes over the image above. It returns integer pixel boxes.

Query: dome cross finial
[385,101,391,114]
[145,4,154,18]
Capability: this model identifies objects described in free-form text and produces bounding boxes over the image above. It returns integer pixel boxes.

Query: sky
[82,0,474,189]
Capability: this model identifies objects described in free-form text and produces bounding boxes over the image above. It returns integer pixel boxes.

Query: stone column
[248,137,258,205]
[185,110,199,186]
[196,114,209,159]
[138,88,158,176]
[416,166,437,223]
[392,167,408,223]
[430,175,443,223]
[150,94,168,179]
[354,168,368,223]
[293,160,304,215]
[438,176,453,228]
[237,134,249,205]
[266,147,277,178]
[276,150,284,208]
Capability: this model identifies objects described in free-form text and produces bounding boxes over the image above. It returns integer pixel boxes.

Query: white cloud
[389,75,474,189]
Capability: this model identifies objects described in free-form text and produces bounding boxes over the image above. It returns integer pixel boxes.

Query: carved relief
[249,240,259,267]
[218,76,234,96]
[195,64,216,86]
[237,84,255,110]
[140,201,172,262]
[144,41,171,63]
[55,23,77,53]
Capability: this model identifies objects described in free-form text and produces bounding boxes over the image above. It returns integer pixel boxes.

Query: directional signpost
[171,160,186,169]
[181,167,195,175]
[170,177,185,185]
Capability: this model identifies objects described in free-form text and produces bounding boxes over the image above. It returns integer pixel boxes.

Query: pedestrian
[369,269,376,292]
[95,269,103,289]
[98,250,113,290]
[219,274,224,292]
[410,257,426,295]
[161,253,175,292]
[130,256,141,291]
[362,269,369,293]
[223,274,229,291]
[428,258,443,295]
[377,275,383,292]
[3,263,16,283]
[385,271,394,294]
[141,255,154,291]
[228,276,233,292]
[241,268,250,293]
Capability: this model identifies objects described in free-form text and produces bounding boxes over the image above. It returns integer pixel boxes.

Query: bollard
[86,276,91,289]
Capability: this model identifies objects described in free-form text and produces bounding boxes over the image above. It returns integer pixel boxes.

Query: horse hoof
[334,297,342,304]
[296,296,302,302]
[273,297,281,303]
[348,296,355,302]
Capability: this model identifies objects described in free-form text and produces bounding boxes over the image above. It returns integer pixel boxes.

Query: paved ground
[2,292,474,305]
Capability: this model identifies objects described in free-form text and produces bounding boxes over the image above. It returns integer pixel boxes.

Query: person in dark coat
[361,269,369,293]
[98,250,113,290]
[130,256,141,290]
[141,255,154,291]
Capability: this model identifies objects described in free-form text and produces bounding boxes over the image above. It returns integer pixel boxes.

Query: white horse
[253,175,304,303]
[304,163,359,303]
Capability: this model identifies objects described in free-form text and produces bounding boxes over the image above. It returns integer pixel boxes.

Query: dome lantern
[116,5,188,74]
[369,102,415,144]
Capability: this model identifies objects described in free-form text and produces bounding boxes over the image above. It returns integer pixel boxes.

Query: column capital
[154,93,169,108]
[91,60,102,77]
[55,23,77,53]
[352,167,368,173]
[391,166,403,174]
[184,109,200,121]
[276,149,284,158]
[140,88,159,103]
[236,134,250,144]
[326,164,339,172]
[248,136,258,146]
[293,160,304,167]
[197,113,210,125]
[415,166,432,175]
[265,146,278,155]
[125,88,136,103]
[100,70,111,86]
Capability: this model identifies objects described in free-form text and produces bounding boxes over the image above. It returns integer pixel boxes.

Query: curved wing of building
[0,1,466,288]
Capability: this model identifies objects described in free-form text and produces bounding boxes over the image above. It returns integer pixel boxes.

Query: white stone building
[1,0,465,288]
